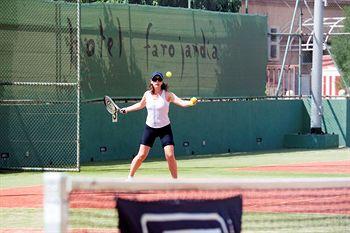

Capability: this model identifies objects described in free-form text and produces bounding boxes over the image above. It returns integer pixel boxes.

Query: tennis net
[44,173,350,233]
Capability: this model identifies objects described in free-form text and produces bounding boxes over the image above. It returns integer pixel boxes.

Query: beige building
[241,0,350,95]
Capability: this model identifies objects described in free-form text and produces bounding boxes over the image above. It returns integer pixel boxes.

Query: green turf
[2,208,349,232]
[77,148,350,179]
[243,212,350,233]
[1,148,349,231]
[0,172,43,189]
[69,209,118,230]
[0,208,42,229]
[1,148,350,189]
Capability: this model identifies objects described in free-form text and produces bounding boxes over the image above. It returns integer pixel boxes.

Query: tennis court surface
[1,148,349,232]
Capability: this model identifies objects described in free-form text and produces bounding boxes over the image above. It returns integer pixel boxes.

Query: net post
[44,173,69,233]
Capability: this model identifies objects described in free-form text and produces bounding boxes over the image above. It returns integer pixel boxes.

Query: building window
[268,27,280,61]
[302,50,312,64]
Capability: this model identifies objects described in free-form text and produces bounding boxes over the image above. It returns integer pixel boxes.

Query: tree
[78,0,242,13]
[331,7,350,89]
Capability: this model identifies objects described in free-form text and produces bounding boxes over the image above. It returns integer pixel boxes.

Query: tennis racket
[104,96,125,122]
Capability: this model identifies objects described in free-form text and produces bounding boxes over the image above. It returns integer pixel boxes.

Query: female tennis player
[120,71,197,179]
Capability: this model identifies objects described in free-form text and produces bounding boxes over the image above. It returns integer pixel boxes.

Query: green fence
[0,0,79,170]
[1,1,348,169]
[303,98,350,147]
[80,99,349,164]
[80,3,268,99]
[0,1,268,170]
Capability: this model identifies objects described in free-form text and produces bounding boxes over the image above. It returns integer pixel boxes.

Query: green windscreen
[80,4,268,99]
[0,0,78,170]
[0,1,268,170]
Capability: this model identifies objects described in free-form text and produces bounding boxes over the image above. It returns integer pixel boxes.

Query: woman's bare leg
[128,144,151,177]
[164,145,177,179]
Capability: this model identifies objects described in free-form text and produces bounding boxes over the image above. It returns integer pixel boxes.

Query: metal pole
[275,0,300,96]
[310,0,324,134]
[245,0,249,14]
[76,0,81,171]
[188,0,191,9]
[298,3,303,96]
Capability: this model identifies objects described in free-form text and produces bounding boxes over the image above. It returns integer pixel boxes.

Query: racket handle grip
[112,113,118,123]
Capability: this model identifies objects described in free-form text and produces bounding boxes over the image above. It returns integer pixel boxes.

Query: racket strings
[104,96,121,122]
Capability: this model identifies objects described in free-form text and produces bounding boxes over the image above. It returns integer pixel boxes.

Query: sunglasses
[151,76,163,82]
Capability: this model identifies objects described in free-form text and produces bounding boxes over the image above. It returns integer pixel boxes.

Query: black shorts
[140,124,174,148]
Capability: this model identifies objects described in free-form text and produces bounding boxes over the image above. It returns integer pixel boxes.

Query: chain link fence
[248,0,350,97]
[0,0,80,170]
[1,0,349,170]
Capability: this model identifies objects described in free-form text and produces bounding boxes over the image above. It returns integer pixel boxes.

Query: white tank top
[145,90,170,128]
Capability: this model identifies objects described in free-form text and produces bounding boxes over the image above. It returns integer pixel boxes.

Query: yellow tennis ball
[190,97,197,105]
[165,71,172,78]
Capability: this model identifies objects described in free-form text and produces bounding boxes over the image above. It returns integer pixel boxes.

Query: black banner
[117,195,242,233]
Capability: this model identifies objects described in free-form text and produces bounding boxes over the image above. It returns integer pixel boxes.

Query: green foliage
[192,0,241,12]
[79,0,241,12]
[331,7,350,88]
